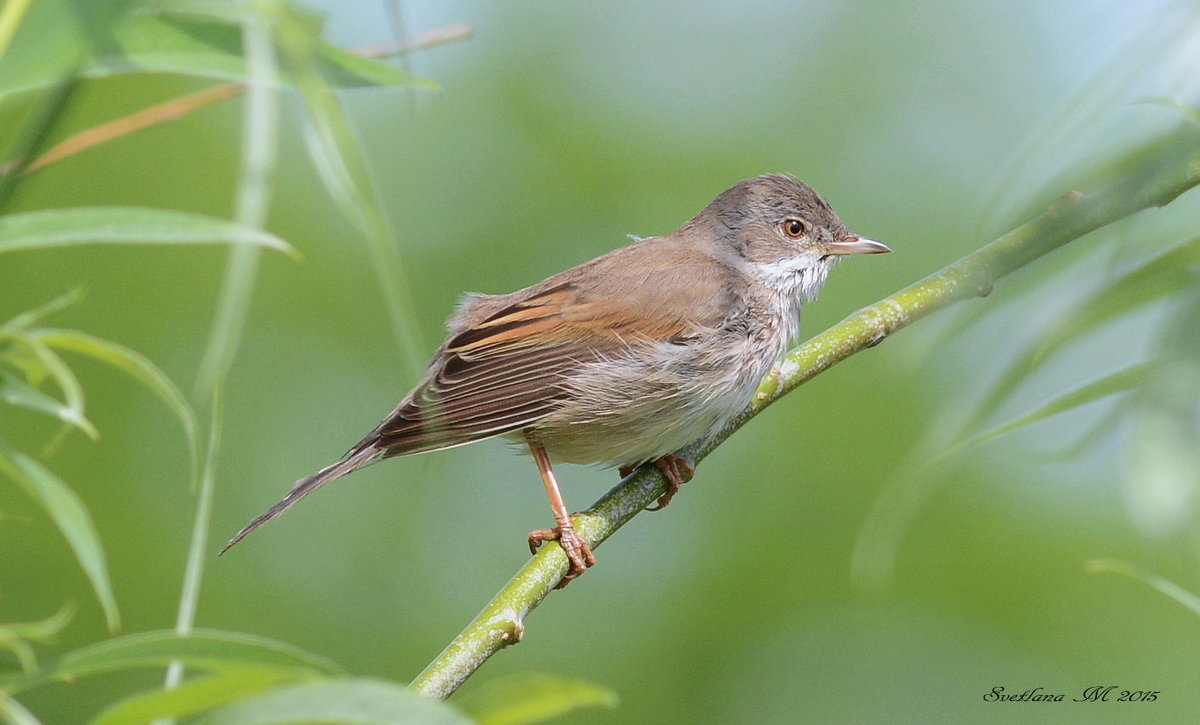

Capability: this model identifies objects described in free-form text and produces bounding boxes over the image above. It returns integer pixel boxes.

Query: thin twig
[162,8,281,710]
[408,122,1200,699]
[25,84,243,174]
[355,22,473,59]
[13,23,472,176]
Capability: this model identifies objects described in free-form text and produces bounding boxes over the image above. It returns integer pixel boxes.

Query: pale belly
[515,333,783,467]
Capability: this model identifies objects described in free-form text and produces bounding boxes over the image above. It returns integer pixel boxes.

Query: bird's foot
[646,454,694,510]
[528,522,595,589]
[619,454,696,511]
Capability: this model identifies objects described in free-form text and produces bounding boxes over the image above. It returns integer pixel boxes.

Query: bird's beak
[824,233,892,256]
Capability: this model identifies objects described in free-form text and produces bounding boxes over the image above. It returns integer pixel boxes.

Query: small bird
[222,174,889,586]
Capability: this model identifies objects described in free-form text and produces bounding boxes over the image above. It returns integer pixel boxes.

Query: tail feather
[220,445,383,555]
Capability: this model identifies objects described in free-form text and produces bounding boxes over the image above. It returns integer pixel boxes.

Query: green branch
[409,122,1200,699]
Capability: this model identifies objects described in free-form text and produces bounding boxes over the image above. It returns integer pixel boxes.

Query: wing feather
[366,238,740,457]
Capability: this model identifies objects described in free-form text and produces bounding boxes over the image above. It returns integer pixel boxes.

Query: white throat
[749,255,835,305]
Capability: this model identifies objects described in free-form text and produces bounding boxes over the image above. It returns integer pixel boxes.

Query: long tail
[219,444,383,554]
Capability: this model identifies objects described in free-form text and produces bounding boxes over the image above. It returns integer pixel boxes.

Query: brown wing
[367,237,739,457]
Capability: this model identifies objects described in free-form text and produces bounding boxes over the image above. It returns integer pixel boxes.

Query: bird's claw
[528,523,595,589]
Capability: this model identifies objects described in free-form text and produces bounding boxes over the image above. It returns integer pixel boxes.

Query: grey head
[679,173,890,301]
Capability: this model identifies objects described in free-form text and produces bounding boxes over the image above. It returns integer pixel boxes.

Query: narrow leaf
[31,328,198,466]
[146,0,439,89]
[0,693,42,725]
[136,0,284,26]
[0,447,118,631]
[193,678,474,725]
[315,41,439,92]
[276,7,425,376]
[1,333,89,447]
[970,235,1200,430]
[0,640,34,677]
[0,72,78,211]
[959,361,1155,450]
[0,372,98,439]
[1086,559,1200,617]
[192,0,279,397]
[0,606,73,642]
[89,666,308,725]
[0,606,74,673]
[0,0,35,63]
[456,672,619,725]
[1039,236,1200,357]
[167,5,281,702]
[0,11,429,97]
[54,630,345,682]
[106,12,425,88]
[0,290,83,333]
[1028,404,1124,461]
[0,207,298,258]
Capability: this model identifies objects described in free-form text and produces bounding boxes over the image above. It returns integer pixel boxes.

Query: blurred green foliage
[2,0,1200,723]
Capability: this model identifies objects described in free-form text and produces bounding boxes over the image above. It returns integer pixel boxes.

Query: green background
[4,0,1200,722]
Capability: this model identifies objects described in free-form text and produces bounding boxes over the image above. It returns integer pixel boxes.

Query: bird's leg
[525,438,595,588]
[618,454,696,511]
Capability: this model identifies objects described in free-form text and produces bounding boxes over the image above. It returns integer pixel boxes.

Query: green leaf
[1086,559,1200,617]
[89,666,309,725]
[0,333,89,450]
[314,39,438,92]
[0,693,43,725]
[958,361,1155,450]
[53,630,345,683]
[95,13,272,85]
[152,0,441,90]
[275,5,425,376]
[0,207,298,258]
[0,8,432,98]
[0,606,73,643]
[0,70,78,211]
[1041,236,1200,356]
[31,328,198,469]
[968,235,1200,431]
[0,371,98,439]
[193,678,474,725]
[137,0,290,27]
[0,446,118,631]
[0,606,74,673]
[0,0,38,86]
[456,672,619,725]
[0,290,83,333]
[192,2,279,396]
[1028,404,1124,462]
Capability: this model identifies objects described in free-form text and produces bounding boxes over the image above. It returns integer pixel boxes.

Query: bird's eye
[782,218,808,238]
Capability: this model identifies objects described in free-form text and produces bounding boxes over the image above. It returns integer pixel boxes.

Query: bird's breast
[522,307,795,467]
